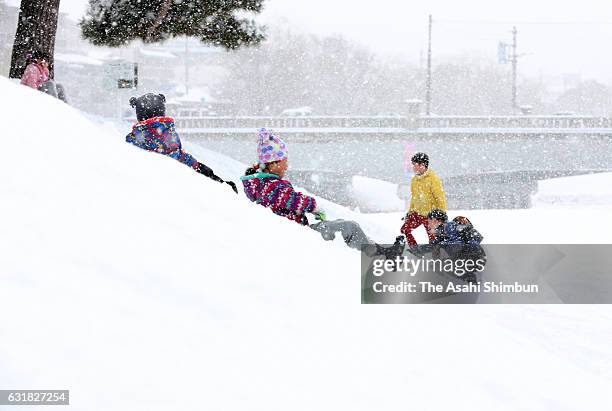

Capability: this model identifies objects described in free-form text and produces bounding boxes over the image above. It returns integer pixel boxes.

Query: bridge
[171,112,612,209]
[172,113,612,137]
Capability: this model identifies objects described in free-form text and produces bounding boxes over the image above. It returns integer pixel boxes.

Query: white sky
[8,0,612,83]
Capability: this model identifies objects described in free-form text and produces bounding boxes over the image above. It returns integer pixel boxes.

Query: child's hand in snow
[312,208,327,221]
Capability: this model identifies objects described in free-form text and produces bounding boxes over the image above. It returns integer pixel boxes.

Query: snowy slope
[1,77,612,411]
[532,172,612,207]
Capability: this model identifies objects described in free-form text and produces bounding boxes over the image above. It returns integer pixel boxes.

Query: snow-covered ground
[365,207,612,245]
[1,77,612,410]
[363,171,612,244]
[350,175,405,212]
[532,172,612,208]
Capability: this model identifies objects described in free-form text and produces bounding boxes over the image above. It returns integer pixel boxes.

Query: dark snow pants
[310,219,372,251]
[39,80,68,103]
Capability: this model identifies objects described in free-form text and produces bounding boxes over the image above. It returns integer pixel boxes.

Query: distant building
[0,2,19,76]
[166,87,235,117]
[1,6,233,117]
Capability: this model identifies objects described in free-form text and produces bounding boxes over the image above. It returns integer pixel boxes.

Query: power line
[425,14,432,115]
[436,19,612,26]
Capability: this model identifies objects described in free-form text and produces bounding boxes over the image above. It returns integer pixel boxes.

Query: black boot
[196,163,238,193]
[196,162,224,182]
[374,236,406,260]
[225,181,238,193]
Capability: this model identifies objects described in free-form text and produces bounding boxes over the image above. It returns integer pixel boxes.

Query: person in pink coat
[20,51,50,90]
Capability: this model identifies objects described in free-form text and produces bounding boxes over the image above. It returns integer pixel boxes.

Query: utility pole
[511,26,517,112]
[425,14,433,115]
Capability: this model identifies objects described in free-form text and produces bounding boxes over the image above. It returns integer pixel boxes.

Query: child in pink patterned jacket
[20,51,50,91]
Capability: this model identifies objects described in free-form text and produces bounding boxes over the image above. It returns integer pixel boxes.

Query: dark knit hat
[26,50,50,65]
[130,93,166,121]
[411,152,429,167]
[427,209,447,222]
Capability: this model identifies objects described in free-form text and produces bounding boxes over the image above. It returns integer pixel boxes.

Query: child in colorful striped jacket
[241,128,404,255]
[241,170,316,225]
[241,129,315,225]
[126,93,237,193]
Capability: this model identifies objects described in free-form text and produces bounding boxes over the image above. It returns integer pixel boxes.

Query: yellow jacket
[409,169,447,216]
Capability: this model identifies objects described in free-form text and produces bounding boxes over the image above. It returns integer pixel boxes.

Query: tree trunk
[146,0,174,40]
[9,0,61,79]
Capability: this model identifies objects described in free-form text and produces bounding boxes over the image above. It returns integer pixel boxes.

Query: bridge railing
[417,116,612,129]
[174,116,409,130]
[171,114,612,131]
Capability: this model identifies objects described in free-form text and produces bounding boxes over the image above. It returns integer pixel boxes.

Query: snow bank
[350,175,404,212]
[2,77,612,410]
[532,172,612,207]
[55,53,104,66]
[0,77,355,409]
[367,207,612,244]
[365,172,612,244]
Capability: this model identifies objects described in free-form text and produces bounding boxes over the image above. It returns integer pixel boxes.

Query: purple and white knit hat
[257,128,288,165]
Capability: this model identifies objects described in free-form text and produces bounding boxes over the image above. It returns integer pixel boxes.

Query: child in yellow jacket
[401,152,447,246]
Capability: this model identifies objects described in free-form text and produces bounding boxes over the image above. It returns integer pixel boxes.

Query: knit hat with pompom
[257,128,288,166]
